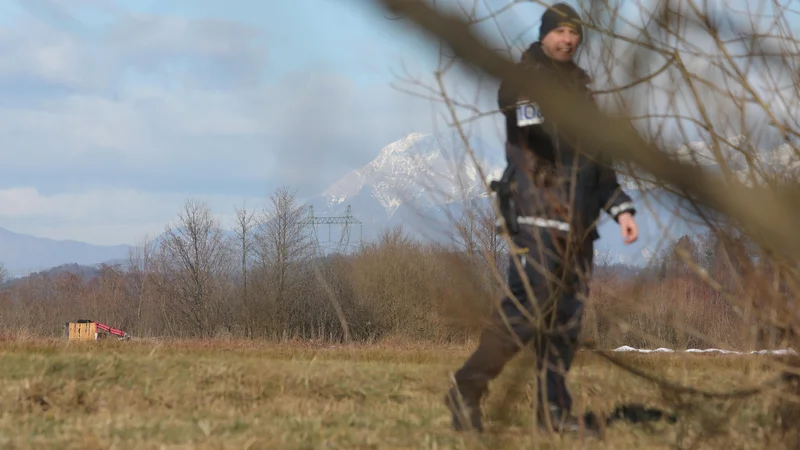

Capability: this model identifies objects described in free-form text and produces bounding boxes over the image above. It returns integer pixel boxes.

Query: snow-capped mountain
[304,132,506,246]
[304,131,800,264]
[617,135,800,191]
[317,132,504,218]
[671,134,800,177]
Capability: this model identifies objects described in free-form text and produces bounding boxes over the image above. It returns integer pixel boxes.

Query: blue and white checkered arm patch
[495,216,570,232]
[608,201,635,218]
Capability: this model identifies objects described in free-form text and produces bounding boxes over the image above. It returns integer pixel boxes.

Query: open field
[0,339,796,449]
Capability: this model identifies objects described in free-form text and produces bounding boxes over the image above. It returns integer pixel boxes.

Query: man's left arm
[579,74,638,243]
[596,155,638,244]
[581,80,637,223]
[596,158,636,221]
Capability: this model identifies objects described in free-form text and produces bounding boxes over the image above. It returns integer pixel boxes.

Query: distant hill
[0,227,132,276]
[0,262,106,289]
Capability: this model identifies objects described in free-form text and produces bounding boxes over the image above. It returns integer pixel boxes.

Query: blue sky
[0,0,476,246]
[1,0,566,247]
[0,0,792,250]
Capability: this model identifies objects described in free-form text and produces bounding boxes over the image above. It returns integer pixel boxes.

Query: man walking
[445,3,639,435]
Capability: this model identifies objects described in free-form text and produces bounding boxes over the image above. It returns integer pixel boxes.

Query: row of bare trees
[0,183,790,350]
[0,186,495,342]
[131,187,319,338]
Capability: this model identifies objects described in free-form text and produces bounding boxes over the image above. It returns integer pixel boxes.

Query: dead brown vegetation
[0,339,793,449]
[0,206,787,354]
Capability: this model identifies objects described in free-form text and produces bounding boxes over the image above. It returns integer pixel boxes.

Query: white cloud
[0,2,460,246]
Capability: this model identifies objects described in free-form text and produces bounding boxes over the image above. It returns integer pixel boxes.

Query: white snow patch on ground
[611,345,797,355]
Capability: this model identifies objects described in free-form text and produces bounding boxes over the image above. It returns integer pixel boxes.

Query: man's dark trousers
[453,224,594,414]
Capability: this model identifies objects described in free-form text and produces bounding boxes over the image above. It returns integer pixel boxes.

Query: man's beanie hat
[539,3,583,41]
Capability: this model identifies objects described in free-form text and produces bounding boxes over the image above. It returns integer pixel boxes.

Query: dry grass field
[0,338,796,450]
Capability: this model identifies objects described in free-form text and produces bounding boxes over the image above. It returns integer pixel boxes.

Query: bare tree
[233,200,258,337]
[127,234,157,334]
[451,200,508,291]
[451,203,480,264]
[474,201,508,280]
[153,199,233,338]
[252,186,313,336]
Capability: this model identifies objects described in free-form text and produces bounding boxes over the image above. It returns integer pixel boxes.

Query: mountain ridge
[0,226,133,275]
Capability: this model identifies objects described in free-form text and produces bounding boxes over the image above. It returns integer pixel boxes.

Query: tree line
[0,186,791,350]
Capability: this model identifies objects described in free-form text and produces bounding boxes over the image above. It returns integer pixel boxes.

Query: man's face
[541,25,580,62]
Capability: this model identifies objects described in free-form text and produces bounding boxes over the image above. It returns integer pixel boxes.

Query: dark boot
[444,385,484,432]
[446,325,523,433]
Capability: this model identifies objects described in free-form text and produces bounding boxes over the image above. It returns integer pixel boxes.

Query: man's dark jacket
[497,42,635,242]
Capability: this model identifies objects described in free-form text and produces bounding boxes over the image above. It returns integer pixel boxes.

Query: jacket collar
[522,42,590,86]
